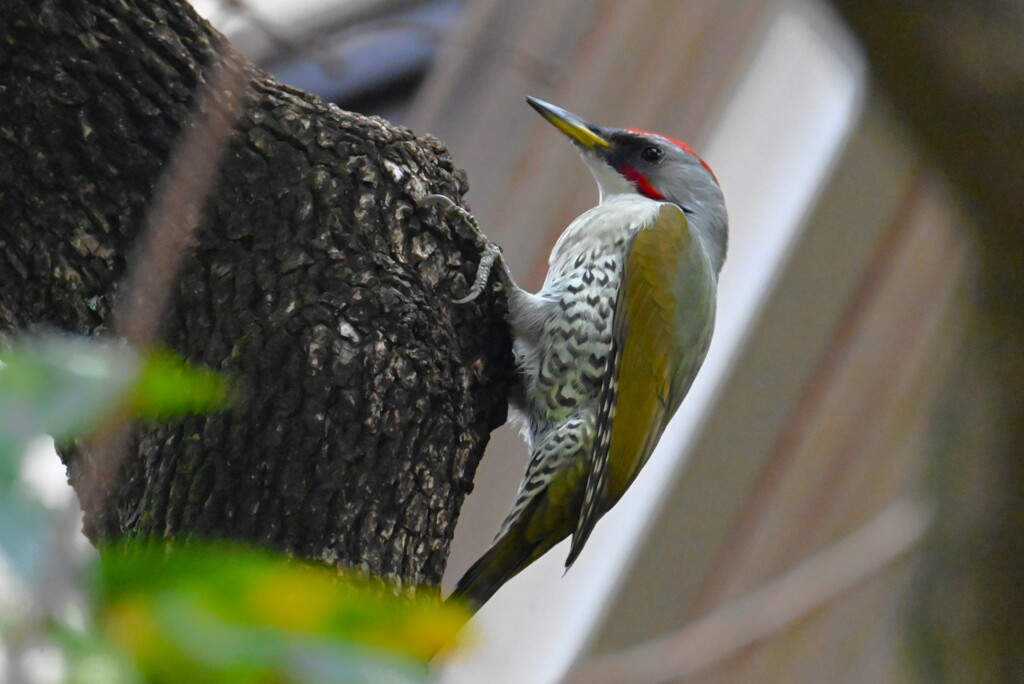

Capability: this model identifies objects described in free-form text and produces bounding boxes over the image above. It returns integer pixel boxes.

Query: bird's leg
[420,194,515,303]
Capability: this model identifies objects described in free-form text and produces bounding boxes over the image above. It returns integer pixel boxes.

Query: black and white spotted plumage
[566,328,620,567]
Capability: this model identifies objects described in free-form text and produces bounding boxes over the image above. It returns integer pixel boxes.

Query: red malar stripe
[620,165,665,201]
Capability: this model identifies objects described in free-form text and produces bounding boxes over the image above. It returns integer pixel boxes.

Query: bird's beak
[526,96,610,151]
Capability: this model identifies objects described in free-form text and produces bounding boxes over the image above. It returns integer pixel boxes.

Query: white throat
[582,155,638,203]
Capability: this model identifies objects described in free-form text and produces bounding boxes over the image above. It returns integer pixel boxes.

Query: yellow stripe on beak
[526,96,610,150]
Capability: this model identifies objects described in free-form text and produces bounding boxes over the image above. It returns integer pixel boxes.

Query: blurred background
[15,0,999,681]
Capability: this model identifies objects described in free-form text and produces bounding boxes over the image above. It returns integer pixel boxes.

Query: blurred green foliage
[93,543,465,683]
[0,334,465,683]
[130,348,230,421]
[0,337,229,462]
[0,336,136,465]
[0,336,232,578]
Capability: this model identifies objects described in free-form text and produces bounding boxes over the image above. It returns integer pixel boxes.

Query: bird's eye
[641,146,664,163]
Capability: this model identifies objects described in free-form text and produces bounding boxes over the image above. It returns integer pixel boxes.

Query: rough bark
[0,0,512,589]
[826,2,1024,681]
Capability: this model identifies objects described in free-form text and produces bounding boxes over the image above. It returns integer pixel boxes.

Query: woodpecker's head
[527,96,728,274]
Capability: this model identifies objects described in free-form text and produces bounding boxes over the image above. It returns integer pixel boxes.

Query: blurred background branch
[568,500,931,684]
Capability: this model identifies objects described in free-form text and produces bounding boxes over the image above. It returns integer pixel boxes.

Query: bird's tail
[448,524,543,613]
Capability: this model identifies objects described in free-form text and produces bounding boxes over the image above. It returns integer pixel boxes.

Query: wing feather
[566,204,699,567]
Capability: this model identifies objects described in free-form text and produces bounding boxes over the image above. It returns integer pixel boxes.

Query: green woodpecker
[448,97,727,610]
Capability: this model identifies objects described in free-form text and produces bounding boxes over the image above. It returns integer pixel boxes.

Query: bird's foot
[420,194,513,303]
[454,241,505,303]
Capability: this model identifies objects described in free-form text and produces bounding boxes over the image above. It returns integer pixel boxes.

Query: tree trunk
[0,0,512,590]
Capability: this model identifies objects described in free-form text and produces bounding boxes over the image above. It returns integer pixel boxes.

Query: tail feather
[449,467,584,612]
[448,527,539,613]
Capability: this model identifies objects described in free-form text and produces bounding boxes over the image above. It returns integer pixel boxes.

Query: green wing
[567,203,713,567]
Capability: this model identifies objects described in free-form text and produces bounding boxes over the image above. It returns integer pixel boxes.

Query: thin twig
[565,500,932,684]
[116,63,249,346]
[78,59,250,537]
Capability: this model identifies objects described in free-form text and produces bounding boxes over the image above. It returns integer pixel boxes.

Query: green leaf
[0,336,231,448]
[131,349,231,420]
[95,543,468,683]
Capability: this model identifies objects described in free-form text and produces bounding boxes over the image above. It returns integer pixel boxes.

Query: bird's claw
[420,194,488,248]
[420,194,513,304]
[453,241,504,303]
[419,193,458,212]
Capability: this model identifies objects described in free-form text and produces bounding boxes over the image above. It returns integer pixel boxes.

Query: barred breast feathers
[506,196,665,445]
